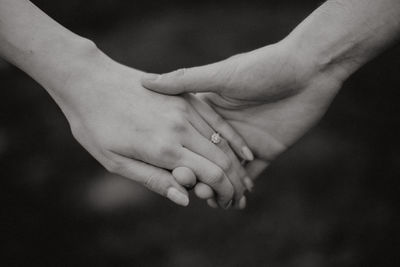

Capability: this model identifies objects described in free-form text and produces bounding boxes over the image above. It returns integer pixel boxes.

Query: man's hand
[142,42,343,177]
[142,0,400,181]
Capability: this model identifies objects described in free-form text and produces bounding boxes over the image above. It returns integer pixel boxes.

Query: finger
[186,104,249,178]
[172,166,197,189]
[185,106,252,202]
[183,119,247,205]
[106,153,189,207]
[217,138,250,207]
[192,182,218,209]
[196,182,247,210]
[204,191,246,210]
[178,148,234,209]
[245,159,269,181]
[207,198,219,209]
[193,182,226,209]
[186,94,254,161]
[238,196,247,210]
[185,96,253,193]
[141,61,229,95]
[194,183,214,199]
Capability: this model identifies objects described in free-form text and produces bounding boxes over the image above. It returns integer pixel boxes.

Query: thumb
[141,61,230,95]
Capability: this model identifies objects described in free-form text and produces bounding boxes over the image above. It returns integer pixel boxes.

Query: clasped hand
[142,42,344,203]
[61,41,343,210]
[58,52,255,209]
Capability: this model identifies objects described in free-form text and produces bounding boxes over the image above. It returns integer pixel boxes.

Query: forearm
[284,0,400,82]
[0,0,104,102]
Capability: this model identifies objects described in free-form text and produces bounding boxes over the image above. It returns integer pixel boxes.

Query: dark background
[1,0,400,266]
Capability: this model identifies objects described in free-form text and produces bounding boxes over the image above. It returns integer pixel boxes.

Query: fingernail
[241,146,254,161]
[239,196,247,210]
[167,188,189,207]
[142,73,161,81]
[243,176,254,192]
[207,198,218,208]
[223,199,233,210]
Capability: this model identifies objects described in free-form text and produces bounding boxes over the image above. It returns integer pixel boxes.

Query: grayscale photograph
[1,0,399,266]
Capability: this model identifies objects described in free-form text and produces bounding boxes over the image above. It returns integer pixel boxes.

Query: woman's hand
[172,94,254,209]
[0,0,253,208]
[46,47,254,208]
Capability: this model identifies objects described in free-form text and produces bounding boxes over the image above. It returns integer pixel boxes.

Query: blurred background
[1,0,400,266]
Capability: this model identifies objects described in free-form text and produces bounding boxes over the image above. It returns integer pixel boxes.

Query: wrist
[280,34,351,89]
[280,0,400,87]
[40,37,140,124]
[29,34,112,111]
[27,34,103,91]
[265,38,340,95]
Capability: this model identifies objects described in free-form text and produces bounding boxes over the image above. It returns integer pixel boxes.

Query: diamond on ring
[211,132,222,144]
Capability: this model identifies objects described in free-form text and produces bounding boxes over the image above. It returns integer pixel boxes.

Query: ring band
[210,132,222,144]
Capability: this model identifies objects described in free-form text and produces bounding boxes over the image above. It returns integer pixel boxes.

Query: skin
[142,0,400,202]
[0,0,256,209]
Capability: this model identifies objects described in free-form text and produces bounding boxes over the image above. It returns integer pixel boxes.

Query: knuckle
[218,156,232,173]
[169,116,188,133]
[103,163,114,173]
[167,103,189,132]
[158,143,180,160]
[172,99,189,113]
[218,139,231,154]
[170,68,186,79]
[143,171,160,192]
[207,169,225,185]
[213,113,225,126]
[217,62,237,87]
[104,160,123,174]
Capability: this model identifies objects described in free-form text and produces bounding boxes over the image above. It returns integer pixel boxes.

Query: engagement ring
[210,132,222,144]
